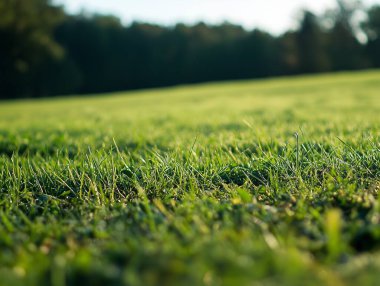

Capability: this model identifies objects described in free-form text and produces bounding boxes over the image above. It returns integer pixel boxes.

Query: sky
[55,0,380,34]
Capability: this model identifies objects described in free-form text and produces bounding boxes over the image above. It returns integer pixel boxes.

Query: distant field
[0,71,380,286]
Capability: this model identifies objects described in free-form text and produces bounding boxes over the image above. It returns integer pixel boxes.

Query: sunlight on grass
[0,71,379,285]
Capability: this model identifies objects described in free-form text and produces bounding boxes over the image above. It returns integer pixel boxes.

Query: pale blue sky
[55,0,380,34]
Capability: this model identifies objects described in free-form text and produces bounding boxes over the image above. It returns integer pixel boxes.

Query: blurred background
[0,0,379,99]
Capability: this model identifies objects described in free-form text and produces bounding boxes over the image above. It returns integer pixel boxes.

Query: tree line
[1,0,380,99]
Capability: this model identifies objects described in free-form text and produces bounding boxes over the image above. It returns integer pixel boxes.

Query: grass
[0,70,380,286]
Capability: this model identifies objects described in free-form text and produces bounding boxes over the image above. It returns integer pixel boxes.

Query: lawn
[0,70,379,286]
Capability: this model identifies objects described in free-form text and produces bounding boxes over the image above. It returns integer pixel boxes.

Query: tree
[363,6,380,67]
[325,0,369,70]
[0,0,65,98]
[296,11,330,73]
[236,29,281,78]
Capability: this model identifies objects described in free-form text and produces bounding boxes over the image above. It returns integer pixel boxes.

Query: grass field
[0,70,380,286]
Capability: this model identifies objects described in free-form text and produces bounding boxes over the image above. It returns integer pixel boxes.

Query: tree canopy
[0,0,379,99]
[0,0,64,97]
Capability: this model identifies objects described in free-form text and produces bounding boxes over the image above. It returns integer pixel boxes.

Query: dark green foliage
[363,6,380,67]
[1,1,380,99]
[296,11,330,73]
[0,0,65,98]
